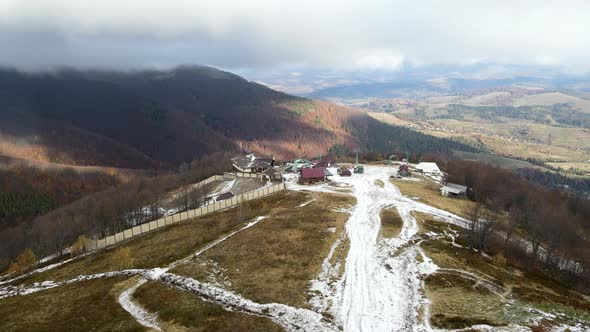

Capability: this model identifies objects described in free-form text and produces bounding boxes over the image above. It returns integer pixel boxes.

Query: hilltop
[1,165,588,331]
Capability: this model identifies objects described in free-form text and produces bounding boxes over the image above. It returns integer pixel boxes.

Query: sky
[1,0,590,78]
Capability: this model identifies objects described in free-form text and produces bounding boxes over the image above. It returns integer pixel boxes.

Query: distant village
[230,153,469,198]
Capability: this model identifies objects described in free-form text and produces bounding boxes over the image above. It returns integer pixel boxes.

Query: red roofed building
[300,167,328,184]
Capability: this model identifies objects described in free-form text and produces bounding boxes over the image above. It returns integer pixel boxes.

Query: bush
[71,236,89,256]
[108,247,134,270]
[492,253,507,266]
[6,262,21,276]
[5,248,37,276]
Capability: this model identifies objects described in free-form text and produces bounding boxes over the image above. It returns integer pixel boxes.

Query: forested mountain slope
[0,66,476,169]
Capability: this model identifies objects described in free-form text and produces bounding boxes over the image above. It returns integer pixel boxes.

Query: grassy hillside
[0,190,351,331]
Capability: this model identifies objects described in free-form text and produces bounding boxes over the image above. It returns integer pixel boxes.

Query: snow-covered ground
[119,278,162,331]
[288,166,459,331]
[316,166,442,331]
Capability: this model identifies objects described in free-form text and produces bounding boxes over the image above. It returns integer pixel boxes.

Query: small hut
[300,167,328,184]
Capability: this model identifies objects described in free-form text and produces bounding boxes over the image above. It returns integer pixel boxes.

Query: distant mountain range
[0,66,475,169]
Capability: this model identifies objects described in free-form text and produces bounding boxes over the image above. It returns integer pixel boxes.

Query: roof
[416,162,441,174]
[313,161,329,168]
[446,183,467,191]
[441,183,467,194]
[302,167,327,179]
[231,154,271,169]
[216,192,235,201]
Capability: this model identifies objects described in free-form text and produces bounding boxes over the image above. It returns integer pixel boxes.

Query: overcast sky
[1,0,590,75]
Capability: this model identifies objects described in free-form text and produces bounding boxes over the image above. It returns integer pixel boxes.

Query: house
[415,162,442,176]
[440,183,468,198]
[287,159,312,173]
[300,167,328,184]
[313,161,329,168]
[262,167,283,181]
[231,154,274,173]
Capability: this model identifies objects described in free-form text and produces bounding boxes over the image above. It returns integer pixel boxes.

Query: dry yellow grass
[172,192,355,308]
[0,277,142,331]
[417,214,590,329]
[16,191,310,286]
[380,208,403,238]
[2,192,327,331]
[390,178,474,218]
[135,281,282,331]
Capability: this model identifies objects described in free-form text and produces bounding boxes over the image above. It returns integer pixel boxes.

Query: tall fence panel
[88,180,286,251]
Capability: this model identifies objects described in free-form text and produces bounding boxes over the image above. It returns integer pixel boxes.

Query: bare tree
[466,201,483,252]
[477,198,501,252]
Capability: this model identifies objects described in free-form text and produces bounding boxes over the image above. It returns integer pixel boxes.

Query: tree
[71,236,89,256]
[466,202,483,251]
[6,248,37,276]
[477,199,501,252]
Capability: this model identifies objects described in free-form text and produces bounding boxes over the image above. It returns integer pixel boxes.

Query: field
[514,92,590,113]
[366,90,590,176]
[0,277,143,331]
[168,192,354,308]
[1,190,355,331]
[134,281,283,331]
[390,176,475,218]
[379,208,403,238]
[414,213,590,329]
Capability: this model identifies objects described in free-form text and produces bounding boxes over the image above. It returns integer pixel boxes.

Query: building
[313,161,329,168]
[415,162,442,176]
[440,183,468,198]
[300,167,328,184]
[231,154,274,173]
[216,191,235,201]
[287,159,312,173]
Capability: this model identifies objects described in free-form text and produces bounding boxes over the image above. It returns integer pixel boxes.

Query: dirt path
[331,167,435,331]
[289,166,444,331]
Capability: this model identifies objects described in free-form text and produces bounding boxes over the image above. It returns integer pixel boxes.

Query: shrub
[492,253,507,266]
[5,248,37,276]
[108,247,134,270]
[71,236,89,256]
[6,262,22,276]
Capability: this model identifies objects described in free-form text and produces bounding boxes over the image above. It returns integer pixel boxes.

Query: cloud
[1,0,590,73]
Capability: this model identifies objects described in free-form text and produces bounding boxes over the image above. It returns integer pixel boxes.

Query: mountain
[0,66,476,169]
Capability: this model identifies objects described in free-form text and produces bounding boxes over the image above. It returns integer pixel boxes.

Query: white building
[415,162,442,175]
[441,183,468,198]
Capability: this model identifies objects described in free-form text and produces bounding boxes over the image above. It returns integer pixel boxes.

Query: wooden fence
[88,179,285,251]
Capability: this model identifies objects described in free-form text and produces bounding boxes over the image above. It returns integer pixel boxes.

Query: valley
[353,88,590,172]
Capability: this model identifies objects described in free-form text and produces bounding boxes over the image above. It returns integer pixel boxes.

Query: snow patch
[118,279,161,331]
